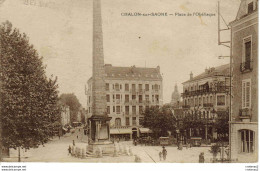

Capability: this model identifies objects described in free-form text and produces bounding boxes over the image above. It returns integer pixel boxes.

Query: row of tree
[141,104,229,142]
[0,21,83,161]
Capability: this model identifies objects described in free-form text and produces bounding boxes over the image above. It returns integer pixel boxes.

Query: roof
[183,64,230,84]
[88,64,162,82]
[104,64,162,80]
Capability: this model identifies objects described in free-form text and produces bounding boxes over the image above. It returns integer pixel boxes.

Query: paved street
[3,128,214,163]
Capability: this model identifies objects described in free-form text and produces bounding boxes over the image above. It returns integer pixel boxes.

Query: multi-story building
[230,0,258,162]
[181,64,230,143]
[86,64,163,140]
[61,105,70,127]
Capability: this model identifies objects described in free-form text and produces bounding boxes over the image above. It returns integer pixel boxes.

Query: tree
[59,93,81,123]
[214,110,229,141]
[0,21,61,161]
[142,106,176,139]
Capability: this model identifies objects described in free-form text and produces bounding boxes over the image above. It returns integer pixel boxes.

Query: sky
[0,0,241,107]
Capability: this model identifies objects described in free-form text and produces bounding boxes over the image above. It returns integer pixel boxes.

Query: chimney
[190,72,193,80]
[157,65,160,73]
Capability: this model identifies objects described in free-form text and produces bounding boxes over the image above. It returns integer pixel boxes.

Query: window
[242,36,252,72]
[139,106,143,114]
[115,118,121,127]
[217,95,225,106]
[125,95,129,102]
[115,83,119,91]
[125,106,129,114]
[116,106,120,114]
[106,95,110,102]
[116,94,120,100]
[138,84,142,91]
[106,83,109,91]
[139,95,142,103]
[125,84,129,91]
[210,96,213,103]
[240,130,254,153]
[155,95,159,103]
[125,117,130,126]
[132,95,136,100]
[145,84,149,91]
[132,106,136,115]
[107,106,110,114]
[113,106,115,112]
[132,117,136,126]
[120,84,122,89]
[132,84,136,91]
[248,2,254,13]
[242,79,251,108]
[154,84,159,91]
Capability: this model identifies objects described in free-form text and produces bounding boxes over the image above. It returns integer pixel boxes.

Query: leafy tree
[0,21,60,161]
[214,110,229,141]
[142,106,176,139]
[59,93,81,123]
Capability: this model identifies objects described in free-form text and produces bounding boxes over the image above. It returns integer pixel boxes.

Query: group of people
[159,146,167,161]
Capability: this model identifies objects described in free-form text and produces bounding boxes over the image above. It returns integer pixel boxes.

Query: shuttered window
[242,79,251,108]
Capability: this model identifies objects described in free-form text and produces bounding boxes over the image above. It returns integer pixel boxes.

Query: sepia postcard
[0,0,258,170]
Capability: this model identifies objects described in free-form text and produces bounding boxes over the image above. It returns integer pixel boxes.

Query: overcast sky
[0,0,241,107]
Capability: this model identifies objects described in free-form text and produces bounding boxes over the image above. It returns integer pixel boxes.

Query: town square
[0,0,258,167]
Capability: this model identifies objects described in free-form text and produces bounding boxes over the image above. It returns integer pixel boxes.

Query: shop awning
[110,128,132,134]
[139,128,152,133]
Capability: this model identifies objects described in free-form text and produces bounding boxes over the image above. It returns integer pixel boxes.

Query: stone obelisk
[88,0,113,155]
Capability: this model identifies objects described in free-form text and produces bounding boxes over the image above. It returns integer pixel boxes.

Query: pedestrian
[159,151,162,161]
[77,135,78,139]
[162,146,167,161]
[68,145,71,156]
[199,152,205,163]
[73,140,75,146]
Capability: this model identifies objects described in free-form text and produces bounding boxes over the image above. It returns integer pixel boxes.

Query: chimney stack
[190,72,193,80]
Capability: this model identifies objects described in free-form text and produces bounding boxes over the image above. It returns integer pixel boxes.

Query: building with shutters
[229,0,258,162]
[86,64,163,140]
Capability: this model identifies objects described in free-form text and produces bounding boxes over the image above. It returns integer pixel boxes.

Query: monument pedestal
[87,115,114,156]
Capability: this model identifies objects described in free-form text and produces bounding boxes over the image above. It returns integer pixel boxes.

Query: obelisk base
[87,141,114,156]
[87,115,114,156]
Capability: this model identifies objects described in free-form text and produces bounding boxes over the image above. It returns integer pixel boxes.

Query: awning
[62,127,68,131]
[139,128,152,134]
[110,128,132,134]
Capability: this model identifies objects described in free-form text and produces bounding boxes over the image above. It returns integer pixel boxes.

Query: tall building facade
[230,0,258,162]
[182,64,230,142]
[86,64,163,140]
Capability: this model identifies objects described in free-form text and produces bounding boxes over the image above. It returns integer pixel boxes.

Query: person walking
[159,151,162,161]
[162,146,167,161]
[199,152,205,163]
[68,145,71,156]
[73,140,75,146]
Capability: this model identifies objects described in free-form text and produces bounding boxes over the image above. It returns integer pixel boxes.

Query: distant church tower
[171,84,180,107]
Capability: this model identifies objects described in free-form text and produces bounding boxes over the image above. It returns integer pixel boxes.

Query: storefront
[110,128,132,141]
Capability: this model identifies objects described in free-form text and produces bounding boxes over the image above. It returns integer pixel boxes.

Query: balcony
[239,108,251,119]
[124,100,130,104]
[130,88,137,94]
[130,100,137,105]
[240,61,253,73]
[182,105,190,109]
[115,99,121,104]
[182,87,229,97]
[203,103,213,108]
